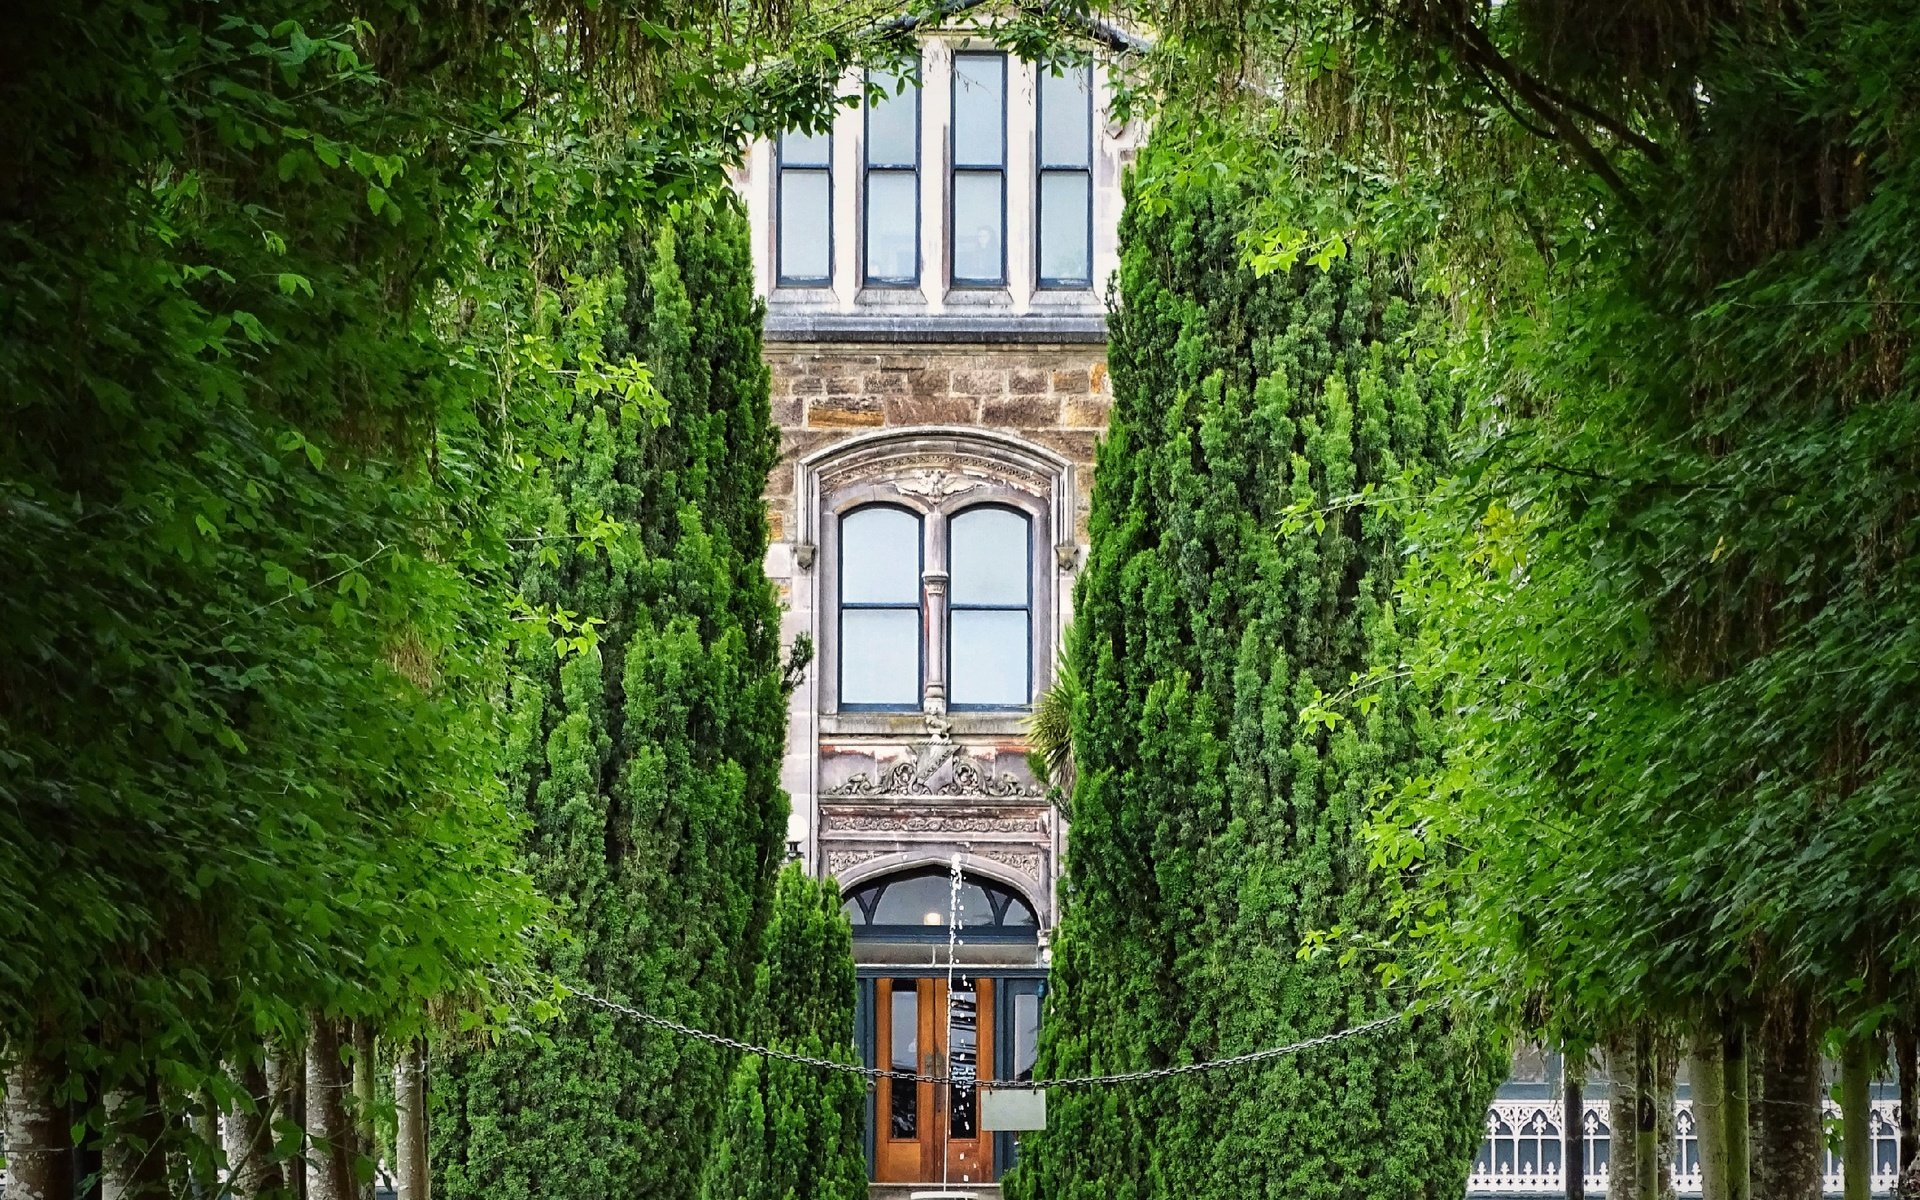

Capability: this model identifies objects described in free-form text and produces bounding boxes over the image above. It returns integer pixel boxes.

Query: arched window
[843,868,1038,938]
[948,506,1031,708]
[839,505,923,709]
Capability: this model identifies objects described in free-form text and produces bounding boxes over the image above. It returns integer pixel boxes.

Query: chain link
[566,985,1408,1091]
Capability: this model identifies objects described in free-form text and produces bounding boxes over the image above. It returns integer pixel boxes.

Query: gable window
[864,63,922,287]
[950,51,1007,287]
[839,505,924,708]
[948,506,1031,707]
[1036,62,1093,289]
[776,127,832,285]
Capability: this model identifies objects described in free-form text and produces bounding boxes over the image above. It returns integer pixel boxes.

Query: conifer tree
[699,866,868,1200]
[1005,134,1499,1200]
[431,197,790,1200]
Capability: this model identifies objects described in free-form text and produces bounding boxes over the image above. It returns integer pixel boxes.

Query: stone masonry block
[807,398,885,428]
[1009,367,1049,395]
[951,368,1009,396]
[1049,368,1090,394]
[983,396,1061,427]
[1063,397,1112,428]
[886,396,981,425]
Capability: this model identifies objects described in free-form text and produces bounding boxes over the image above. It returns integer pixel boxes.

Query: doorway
[873,976,996,1185]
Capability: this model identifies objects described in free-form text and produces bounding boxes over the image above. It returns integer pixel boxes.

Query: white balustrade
[1470,1098,1904,1196]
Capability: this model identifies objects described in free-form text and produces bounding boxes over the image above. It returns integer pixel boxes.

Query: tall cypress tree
[699,865,867,1200]
[432,197,789,1200]
[1005,136,1498,1200]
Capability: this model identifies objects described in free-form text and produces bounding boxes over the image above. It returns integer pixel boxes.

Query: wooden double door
[874,977,995,1185]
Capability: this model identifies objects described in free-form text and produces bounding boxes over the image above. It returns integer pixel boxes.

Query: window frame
[862,61,923,289]
[837,503,926,712]
[945,503,1033,711]
[1035,61,1095,291]
[949,49,1009,289]
[775,127,834,287]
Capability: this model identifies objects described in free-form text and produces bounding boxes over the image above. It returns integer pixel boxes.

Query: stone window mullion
[923,512,951,714]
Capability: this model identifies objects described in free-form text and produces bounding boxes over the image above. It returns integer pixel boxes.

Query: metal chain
[566,985,1408,1091]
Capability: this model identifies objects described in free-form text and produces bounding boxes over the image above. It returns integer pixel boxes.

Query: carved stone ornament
[974,846,1045,877]
[892,468,984,500]
[825,742,1044,801]
[794,542,817,570]
[822,812,1043,834]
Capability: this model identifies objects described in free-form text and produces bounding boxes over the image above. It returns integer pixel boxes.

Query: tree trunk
[4,1052,74,1200]
[1841,1035,1877,1200]
[1564,1051,1586,1200]
[306,1018,354,1200]
[99,1081,165,1200]
[349,1024,376,1200]
[224,1059,283,1200]
[1754,997,1823,1200]
[1652,1032,1678,1200]
[393,1041,429,1200]
[1634,1026,1661,1200]
[1897,1023,1917,1180]
[1691,1027,1731,1200]
[1610,1033,1642,1200]
[1724,1023,1752,1200]
[268,1042,306,1200]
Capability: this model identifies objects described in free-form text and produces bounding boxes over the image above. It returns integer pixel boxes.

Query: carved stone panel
[821,740,1044,801]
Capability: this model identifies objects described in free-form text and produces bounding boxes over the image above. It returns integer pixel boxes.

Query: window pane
[952,54,1004,166]
[952,171,1003,283]
[950,608,1028,707]
[873,873,952,926]
[1039,65,1092,167]
[948,984,978,1139]
[841,507,920,603]
[865,172,918,283]
[950,507,1028,604]
[841,609,920,707]
[866,69,920,165]
[1039,172,1092,284]
[778,170,830,282]
[889,984,919,1137]
[780,127,830,167]
[1013,992,1041,1079]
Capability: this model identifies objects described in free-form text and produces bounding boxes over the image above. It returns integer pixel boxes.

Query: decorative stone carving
[824,743,1044,800]
[827,849,879,876]
[819,452,1049,499]
[1054,541,1081,572]
[794,542,817,570]
[974,847,1044,877]
[822,812,1043,834]
[893,468,984,500]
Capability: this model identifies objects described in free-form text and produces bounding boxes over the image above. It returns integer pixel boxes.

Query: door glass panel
[949,984,979,1140]
[950,508,1028,604]
[841,507,920,603]
[841,608,919,707]
[950,608,1029,707]
[890,984,919,1138]
[1014,992,1041,1079]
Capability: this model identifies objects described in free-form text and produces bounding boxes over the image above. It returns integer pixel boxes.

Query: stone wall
[762,340,1110,549]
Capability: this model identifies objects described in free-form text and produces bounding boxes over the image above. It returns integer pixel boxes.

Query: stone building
[737,28,1143,1188]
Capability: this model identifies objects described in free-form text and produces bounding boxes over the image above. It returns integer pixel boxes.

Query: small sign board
[980,1086,1046,1131]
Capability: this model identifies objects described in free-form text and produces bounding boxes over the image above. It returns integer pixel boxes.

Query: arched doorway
[843,867,1046,1187]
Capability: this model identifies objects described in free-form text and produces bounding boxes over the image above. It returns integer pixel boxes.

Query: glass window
[889,983,919,1137]
[1036,63,1094,288]
[950,52,1006,286]
[840,506,922,708]
[845,870,1040,935]
[777,129,831,285]
[1013,992,1041,1080]
[948,507,1030,708]
[864,64,921,286]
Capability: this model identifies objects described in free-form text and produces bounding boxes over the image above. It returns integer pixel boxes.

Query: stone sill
[763,311,1107,344]
[821,711,1033,738]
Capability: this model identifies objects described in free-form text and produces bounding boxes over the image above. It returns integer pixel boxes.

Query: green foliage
[430,198,791,1200]
[700,866,867,1200]
[0,0,869,1182]
[1108,0,1920,1074]
[1003,131,1500,1200]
